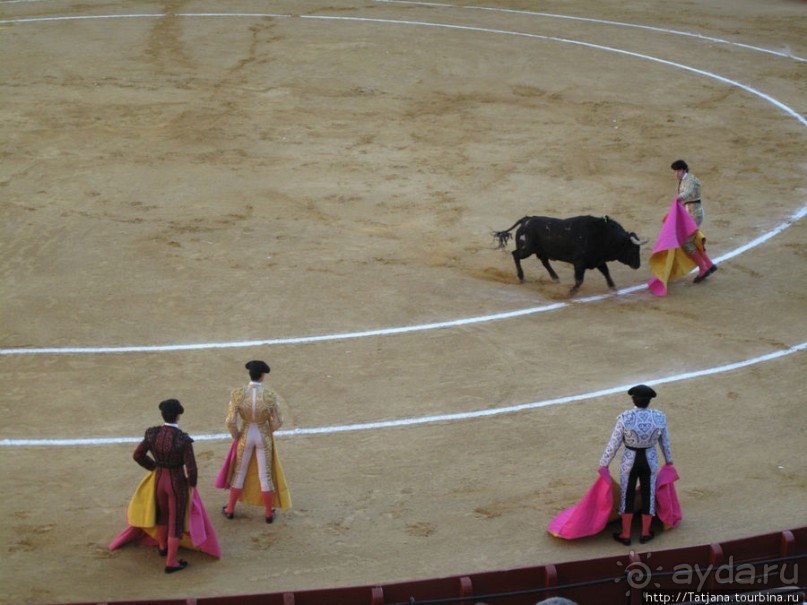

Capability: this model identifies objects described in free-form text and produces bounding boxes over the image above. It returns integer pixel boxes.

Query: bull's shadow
[492,215,646,295]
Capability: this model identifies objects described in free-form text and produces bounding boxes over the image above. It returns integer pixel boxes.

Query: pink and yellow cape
[214,439,292,509]
[647,198,706,296]
[548,464,681,540]
[109,471,221,558]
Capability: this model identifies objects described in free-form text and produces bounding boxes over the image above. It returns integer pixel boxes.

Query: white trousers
[233,424,270,491]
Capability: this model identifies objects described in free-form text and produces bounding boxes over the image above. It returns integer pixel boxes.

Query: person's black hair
[628,384,656,409]
[671,159,688,171]
[159,398,184,423]
[245,360,271,381]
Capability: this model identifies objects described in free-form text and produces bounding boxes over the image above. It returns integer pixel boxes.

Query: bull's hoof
[551,277,560,283]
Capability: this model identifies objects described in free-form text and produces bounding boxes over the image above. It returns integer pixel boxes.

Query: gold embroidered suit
[225,383,283,490]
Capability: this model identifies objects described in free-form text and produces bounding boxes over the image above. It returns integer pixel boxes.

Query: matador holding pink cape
[109,399,221,571]
[648,160,718,295]
[547,386,681,544]
[216,360,292,523]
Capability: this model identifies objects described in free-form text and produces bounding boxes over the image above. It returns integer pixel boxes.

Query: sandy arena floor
[1,0,806,603]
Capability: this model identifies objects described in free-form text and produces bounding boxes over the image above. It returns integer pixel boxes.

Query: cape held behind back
[109,470,221,558]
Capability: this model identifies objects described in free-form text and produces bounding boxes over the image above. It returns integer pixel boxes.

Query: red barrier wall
[69,527,806,605]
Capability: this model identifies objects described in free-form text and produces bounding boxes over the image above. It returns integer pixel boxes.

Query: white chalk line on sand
[1,204,805,356]
[0,14,805,356]
[2,12,806,122]
[4,0,806,63]
[0,7,804,449]
[301,15,807,128]
[2,341,804,447]
[374,0,807,63]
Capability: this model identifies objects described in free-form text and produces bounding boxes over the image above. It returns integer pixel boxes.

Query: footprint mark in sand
[474,507,501,520]
[406,522,436,537]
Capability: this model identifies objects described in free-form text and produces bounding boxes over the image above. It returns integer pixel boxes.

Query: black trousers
[624,448,651,515]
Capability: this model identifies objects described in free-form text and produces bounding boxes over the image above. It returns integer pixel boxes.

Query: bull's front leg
[596,263,616,289]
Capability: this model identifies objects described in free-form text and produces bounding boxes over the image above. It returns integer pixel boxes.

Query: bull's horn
[630,235,648,246]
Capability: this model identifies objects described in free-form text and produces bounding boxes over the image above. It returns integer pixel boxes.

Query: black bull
[493,215,646,294]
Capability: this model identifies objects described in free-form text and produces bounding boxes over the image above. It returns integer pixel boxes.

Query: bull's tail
[492,217,530,249]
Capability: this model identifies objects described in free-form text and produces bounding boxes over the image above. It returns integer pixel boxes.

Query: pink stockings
[155,525,184,570]
[166,537,182,568]
[618,513,632,539]
[262,491,275,522]
[224,488,242,515]
[689,248,715,276]
[225,488,275,522]
[617,513,654,540]
[156,525,168,553]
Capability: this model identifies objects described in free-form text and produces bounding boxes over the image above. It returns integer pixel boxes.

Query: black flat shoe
[221,506,234,520]
[158,547,168,557]
[694,265,718,283]
[640,531,656,544]
[165,560,188,574]
[613,532,631,546]
[266,508,276,524]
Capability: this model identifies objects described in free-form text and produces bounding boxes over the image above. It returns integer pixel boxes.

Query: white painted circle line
[1,7,803,453]
[1,204,804,356]
[4,13,803,128]
[1,12,805,357]
[300,15,807,127]
[3,341,804,447]
[6,0,806,65]
[376,0,807,62]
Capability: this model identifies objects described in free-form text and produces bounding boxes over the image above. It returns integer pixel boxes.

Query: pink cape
[109,486,221,558]
[655,464,682,529]
[547,465,682,539]
[214,439,238,489]
[647,198,702,297]
[214,438,293,509]
[548,467,614,539]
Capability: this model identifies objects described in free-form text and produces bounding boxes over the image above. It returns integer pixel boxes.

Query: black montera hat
[245,360,271,374]
[158,398,184,417]
[670,159,688,171]
[628,384,657,399]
